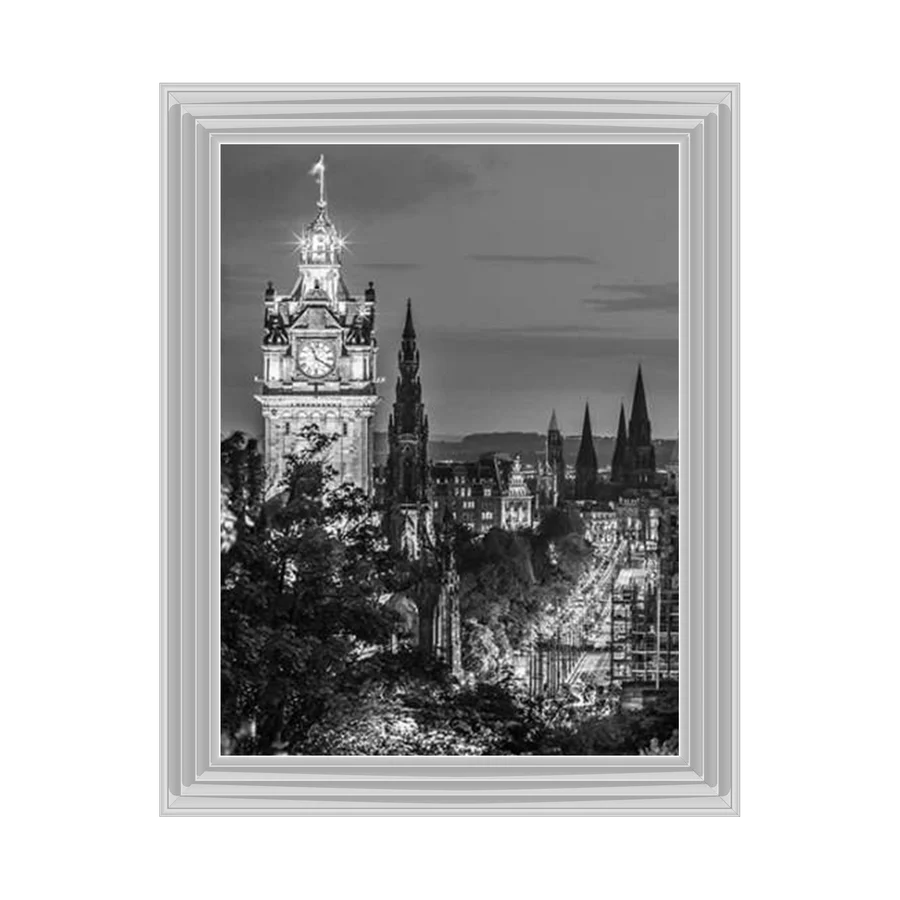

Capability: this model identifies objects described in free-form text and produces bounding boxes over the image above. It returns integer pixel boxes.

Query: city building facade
[431,453,534,534]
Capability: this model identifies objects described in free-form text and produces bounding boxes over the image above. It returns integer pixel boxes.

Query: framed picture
[161,83,738,815]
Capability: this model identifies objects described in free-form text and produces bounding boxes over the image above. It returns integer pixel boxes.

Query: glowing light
[335,231,352,254]
[336,224,357,255]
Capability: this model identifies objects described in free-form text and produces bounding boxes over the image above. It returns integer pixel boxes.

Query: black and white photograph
[220,144,680,756]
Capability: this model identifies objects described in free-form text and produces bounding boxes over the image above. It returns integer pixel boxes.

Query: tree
[454,519,593,681]
[537,504,585,541]
[220,426,400,754]
[639,730,679,756]
[220,431,265,541]
[544,685,680,755]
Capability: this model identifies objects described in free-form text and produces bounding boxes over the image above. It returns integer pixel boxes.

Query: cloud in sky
[582,281,678,313]
[469,253,600,265]
[431,325,676,360]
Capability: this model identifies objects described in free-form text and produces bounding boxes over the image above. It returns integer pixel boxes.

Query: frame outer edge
[152,82,743,824]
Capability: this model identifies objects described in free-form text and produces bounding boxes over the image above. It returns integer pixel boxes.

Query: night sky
[221,144,678,439]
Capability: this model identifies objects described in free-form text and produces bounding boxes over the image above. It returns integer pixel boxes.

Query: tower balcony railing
[259,380,379,396]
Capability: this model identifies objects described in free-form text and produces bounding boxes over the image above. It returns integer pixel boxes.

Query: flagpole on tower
[310,154,326,208]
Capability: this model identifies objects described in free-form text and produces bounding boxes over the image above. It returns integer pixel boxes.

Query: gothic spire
[626,365,656,485]
[611,402,630,483]
[403,298,416,339]
[388,301,429,491]
[576,403,596,462]
[629,364,652,446]
[399,299,420,371]
[546,407,565,503]
[574,403,598,499]
[394,300,428,452]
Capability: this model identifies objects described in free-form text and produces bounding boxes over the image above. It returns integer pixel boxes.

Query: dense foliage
[220,429,677,756]
[454,519,594,680]
[221,428,398,753]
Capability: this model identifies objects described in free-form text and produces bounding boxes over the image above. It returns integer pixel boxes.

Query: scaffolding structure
[610,575,678,689]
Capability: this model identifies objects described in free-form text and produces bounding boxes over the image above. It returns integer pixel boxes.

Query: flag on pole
[309,154,326,205]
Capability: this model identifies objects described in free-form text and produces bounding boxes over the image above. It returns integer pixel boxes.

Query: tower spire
[403,297,416,340]
[629,364,651,443]
[627,364,657,485]
[387,301,429,501]
[578,403,594,451]
[575,402,598,500]
[628,365,650,449]
[611,401,631,484]
[292,153,348,303]
[546,407,565,504]
[399,298,420,372]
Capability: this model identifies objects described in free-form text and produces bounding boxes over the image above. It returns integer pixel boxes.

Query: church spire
[626,365,657,486]
[548,408,559,433]
[629,364,651,446]
[577,403,596,463]
[611,401,631,483]
[574,402,598,500]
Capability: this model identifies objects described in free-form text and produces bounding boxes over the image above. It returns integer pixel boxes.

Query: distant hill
[374,432,677,468]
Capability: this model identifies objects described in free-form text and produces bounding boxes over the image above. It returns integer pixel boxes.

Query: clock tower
[255,156,379,495]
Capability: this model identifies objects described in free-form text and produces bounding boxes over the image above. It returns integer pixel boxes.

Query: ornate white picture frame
[160,83,739,815]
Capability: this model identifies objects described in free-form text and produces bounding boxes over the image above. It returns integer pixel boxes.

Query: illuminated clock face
[297,340,336,377]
